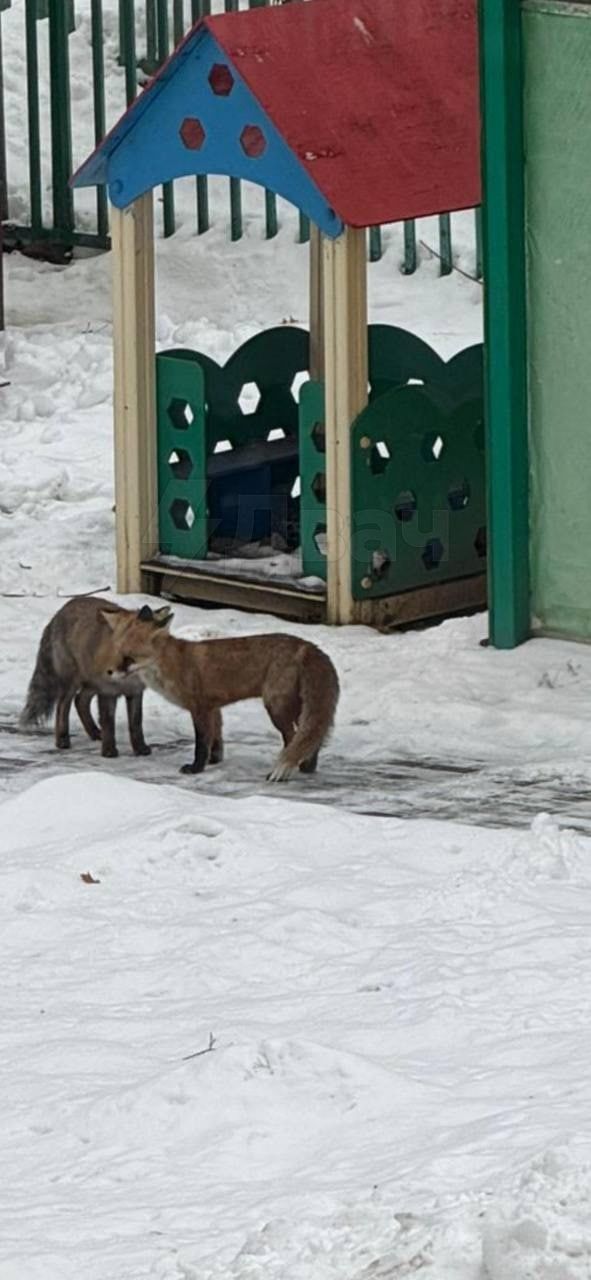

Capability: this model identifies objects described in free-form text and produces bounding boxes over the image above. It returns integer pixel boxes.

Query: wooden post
[322,226,368,624]
[111,192,158,593]
[309,223,324,382]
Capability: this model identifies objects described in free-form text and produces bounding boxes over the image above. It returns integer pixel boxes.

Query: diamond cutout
[448,479,470,512]
[311,420,326,454]
[370,440,391,476]
[167,398,195,431]
[421,432,445,463]
[168,448,193,481]
[313,523,327,557]
[170,498,196,531]
[394,490,417,523]
[422,537,444,570]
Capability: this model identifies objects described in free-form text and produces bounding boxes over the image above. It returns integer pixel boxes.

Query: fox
[19,595,172,758]
[101,604,339,781]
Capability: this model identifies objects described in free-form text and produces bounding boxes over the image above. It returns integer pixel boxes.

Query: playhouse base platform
[141,555,487,629]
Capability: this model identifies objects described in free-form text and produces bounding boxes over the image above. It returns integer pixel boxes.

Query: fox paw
[133,743,152,757]
[266,762,294,783]
[101,746,119,759]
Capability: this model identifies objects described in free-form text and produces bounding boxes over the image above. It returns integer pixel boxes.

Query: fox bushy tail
[270,646,339,780]
[19,621,59,726]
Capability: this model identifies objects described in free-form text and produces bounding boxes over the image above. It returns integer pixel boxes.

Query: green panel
[524,2,591,638]
[368,324,446,399]
[299,380,326,581]
[156,353,208,559]
[350,385,486,600]
[156,329,309,561]
[478,0,529,647]
[216,326,309,451]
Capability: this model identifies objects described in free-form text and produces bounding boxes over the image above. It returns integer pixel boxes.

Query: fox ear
[137,605,153,622]
[100,610,121,633]
[155,610,173,630]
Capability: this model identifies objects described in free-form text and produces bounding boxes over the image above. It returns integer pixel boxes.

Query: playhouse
[72,0,486,628]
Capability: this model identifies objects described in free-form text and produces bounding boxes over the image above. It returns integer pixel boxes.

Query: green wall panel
[525,1,591,637]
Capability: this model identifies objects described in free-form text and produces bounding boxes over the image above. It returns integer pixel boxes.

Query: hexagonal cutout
[170,498,196,531]
[240,124,267,158]
[267,427,286,442]
[313,523,327,558]
[422,537,445,571]
[290,476,301,499]
[179,117,206,151]
[168,448,193,481]
[291,371,310,404]
[167,398,195,430]
[394,489,417,523]
[370,440,391,476]
[238,381,262,414]
[208,63,234,96]
[371,548,391,579]
[474,526,487,558]
[311,420,326,454]
[311,471,326,504]
[213,438,233,454]
[448,479,470,511]
[421,432,445,463]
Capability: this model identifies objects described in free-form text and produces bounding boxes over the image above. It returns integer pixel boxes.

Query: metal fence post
[48,0,74,241]
[478,0,529,647]
[156,0,175,237]
[25,0,43,236]
[91,0,108,242]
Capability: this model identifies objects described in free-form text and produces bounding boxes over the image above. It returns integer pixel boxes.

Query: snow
[2,2,591,1277]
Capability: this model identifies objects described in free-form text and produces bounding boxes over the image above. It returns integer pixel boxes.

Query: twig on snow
[418,239,483,285]
[182,1032,216,1062]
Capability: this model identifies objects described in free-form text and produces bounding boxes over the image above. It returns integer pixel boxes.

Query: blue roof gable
[71,24,343,239]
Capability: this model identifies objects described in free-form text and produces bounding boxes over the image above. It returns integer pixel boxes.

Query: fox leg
[264,694,300,780]
[55,688,75,749]
[264,695,297,749]
[75,687,101,742]
[126,693,151,757]
[209,709,224,765]
[180,712,212,775]
[98,695,118,758]
[299,750,319,775]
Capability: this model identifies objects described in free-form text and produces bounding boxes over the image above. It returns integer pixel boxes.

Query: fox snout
[106,656,136,677]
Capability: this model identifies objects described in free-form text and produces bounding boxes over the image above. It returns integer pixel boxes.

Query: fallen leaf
[80,872,100,885]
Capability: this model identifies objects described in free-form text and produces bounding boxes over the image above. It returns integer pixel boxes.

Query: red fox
[19,596,171,757]
[102,605,339,781]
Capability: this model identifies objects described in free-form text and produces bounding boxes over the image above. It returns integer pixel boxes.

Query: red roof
[205,0,481,227]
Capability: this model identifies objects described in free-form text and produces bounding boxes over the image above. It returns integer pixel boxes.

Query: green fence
[0,0,483,275]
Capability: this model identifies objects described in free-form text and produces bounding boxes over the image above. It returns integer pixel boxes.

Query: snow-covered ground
[3,3,591,1278]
